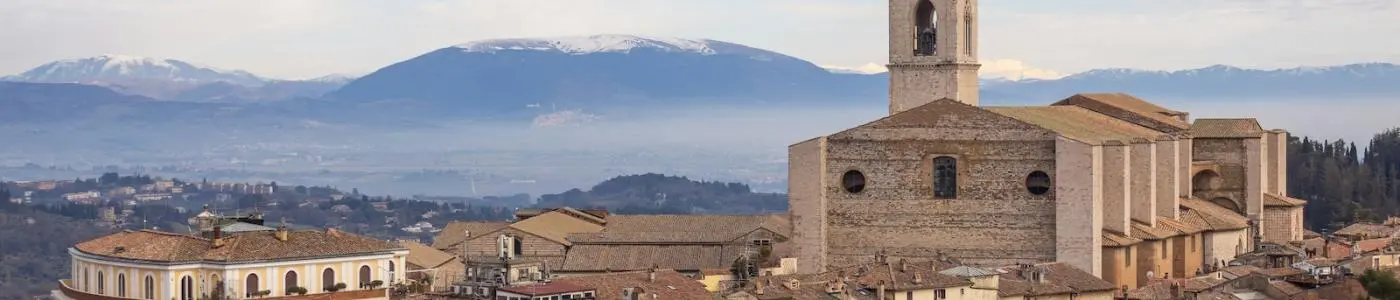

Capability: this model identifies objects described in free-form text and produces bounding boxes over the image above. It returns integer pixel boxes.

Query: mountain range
[2,34,1399,122]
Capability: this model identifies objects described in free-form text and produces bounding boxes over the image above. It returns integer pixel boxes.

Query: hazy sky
[2,0,1397,80]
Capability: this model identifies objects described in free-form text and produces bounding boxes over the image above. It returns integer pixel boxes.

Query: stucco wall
[789,137,827,274]
[1056,138,1104,276]
[1204,229,1246,269]
[1135,240,1173,284]
[1171,234,1205,278]
[1101,246,1138,290]
[70,251,400,299]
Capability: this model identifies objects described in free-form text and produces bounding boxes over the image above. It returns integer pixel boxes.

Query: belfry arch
[914,0,937,56]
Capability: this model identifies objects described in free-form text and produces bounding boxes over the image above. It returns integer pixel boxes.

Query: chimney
[900,258,909,272]
[1324,239,1331,258]
[785,279,800,290]
[913,272,923,284]
[212,225,222,240]
[649,265,658,283]
[1170,281,1181,299]
[755,279,766,295]
[275,225,289,241]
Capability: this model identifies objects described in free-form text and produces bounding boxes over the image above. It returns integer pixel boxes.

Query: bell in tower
[887,0,981,114]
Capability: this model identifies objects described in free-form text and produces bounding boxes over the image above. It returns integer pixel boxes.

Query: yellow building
[58,212,407,300]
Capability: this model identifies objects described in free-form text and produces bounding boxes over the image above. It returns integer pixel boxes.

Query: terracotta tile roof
[1191,119,1264,139]
[1183,276,1230,292]
[464,255,565,271]
[1104,230,1144,247]
[432,221,509,249]
[1254,267,1305,278]
[75,229,404,263]
[1355,237,1395,253]
[1218,265,1261,279]
[985,105,1170,145]
[550,269,712,300]
[600,214,790,238]
[1179,198,1251,231]
[567,231,741,244]
[1131,222,1180,241]
[1157,217,1208,235]
[996,262,1118,297]
[497,282,593,296]
[1334,223,1399,239]
[558,244,741,272]
[1263,193,1308,207]
[1051,93,1192,132]
[1299,238,1352,259]
[1269,280,1305,296]
[509,211,605,246]
[847,260,973,291]
[399,240,457,269]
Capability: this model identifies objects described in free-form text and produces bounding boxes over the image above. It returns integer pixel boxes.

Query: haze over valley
[3,35,1398,197]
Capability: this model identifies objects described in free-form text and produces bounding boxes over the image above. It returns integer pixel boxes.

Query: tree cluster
[1291,128,1400,231]
[535,173,786,214]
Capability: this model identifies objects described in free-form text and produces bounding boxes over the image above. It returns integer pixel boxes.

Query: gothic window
[1025,171,1051,195]
[246,274,259,297]
[841,170,866,194]
[964,14,973,55]
[144,275,154,300]
[322,268,336,290]
[933,156,957,199]
[914,0,937,56]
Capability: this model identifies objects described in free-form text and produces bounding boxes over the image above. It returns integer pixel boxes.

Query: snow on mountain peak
[11,54,264,86]
[453,34,722,55]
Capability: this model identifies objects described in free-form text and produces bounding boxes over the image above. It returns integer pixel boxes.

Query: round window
[841,170,866,194]
[1026,171,1051,195]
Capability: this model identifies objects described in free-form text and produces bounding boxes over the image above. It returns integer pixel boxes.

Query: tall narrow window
[964,14,973,55]
[180,275,193,300]
[117,273,126,297]
[83,267,89,292]
[389,261,396,283]
[323,268,335,290]
[285,270,299,295]
[513,237,524,256]
[246,274,260,297]
[914,0,937,56]
[97,271,105,295]
[933,156,957,198]
[360,265,372,288]
[144,275,154,300]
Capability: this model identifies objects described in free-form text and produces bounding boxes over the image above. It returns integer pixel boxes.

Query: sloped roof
[1052,93,1191,132]
[399,240,457,269]
[985,105,1169,145]
[997,262,1118,297]
[1334,223,1399,239]
[551,269,713,300]
[1179,198,1251,231]
[432,221,509,249]
[849,260,974,291]
[508,210,605,246]
[75,229,404,263]
[600,214,790,238]
[1156,217,1208,235]
[1264,193,1308,207]
[1104,230,1144,247]
[1355,237,1395,253]
[558,244,741,272]
[1192,119,1264,138]
[1130,222,1179,241]
[938,265,998,277]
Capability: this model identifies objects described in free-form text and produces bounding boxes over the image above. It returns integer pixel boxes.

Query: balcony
[56,279,390,300]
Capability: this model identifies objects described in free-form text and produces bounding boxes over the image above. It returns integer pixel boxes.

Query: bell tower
[888,0,980,114]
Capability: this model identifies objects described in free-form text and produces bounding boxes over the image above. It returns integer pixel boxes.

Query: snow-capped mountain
[986,63,1400,103]
[6,54,264,86]
[305,73,362,84]
[328,35,881,114]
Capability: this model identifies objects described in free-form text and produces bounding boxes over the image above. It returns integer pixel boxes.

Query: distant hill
[2,55,353,102]
[535,173,787,214]
[983,63,1400,103]
[327,35,885,115]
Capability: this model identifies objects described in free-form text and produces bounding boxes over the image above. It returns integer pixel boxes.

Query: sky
[1,0,1398,80]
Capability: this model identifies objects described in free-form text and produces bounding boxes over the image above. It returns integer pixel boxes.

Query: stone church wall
[788,138,827,274]
[1192,139,1250,212]
[819,121,1058,268]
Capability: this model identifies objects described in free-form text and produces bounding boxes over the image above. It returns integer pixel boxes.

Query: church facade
[787,0,1306,289]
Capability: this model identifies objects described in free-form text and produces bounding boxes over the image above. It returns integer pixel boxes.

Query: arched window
[117,273,127,297]
[389,261,396,283]
[143,275,154,300]
[285,270,299,293]
[322,268,335,290]
[246,274,260,298]
[179,275,194,300]
[914,0,937,56]
[359,265,372,289]
[83,267,89,292]
[1193,170,1221,193]
[97,271,105,295]
[933,156,957,199]
[210,274,224,299]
